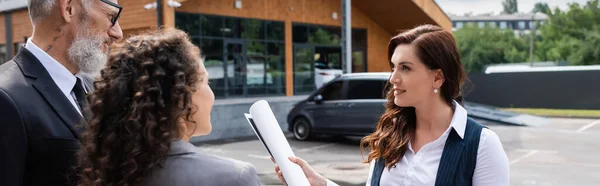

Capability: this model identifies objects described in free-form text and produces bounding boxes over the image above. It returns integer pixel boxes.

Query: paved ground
[193,117,600,186]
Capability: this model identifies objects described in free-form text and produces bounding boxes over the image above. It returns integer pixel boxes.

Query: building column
[161,0,175,28]
[285,20,293,96]
[5,12,13,60]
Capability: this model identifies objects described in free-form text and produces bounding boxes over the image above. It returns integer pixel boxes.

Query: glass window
[478,21,485,28]
[242,19,265,40]
[529,21,536,29]
[293,47,315,94]
[267,55,285,95]
[351,29,367,72]
[456,22,463,29]
[352,50,366,72]
[199,39,225,97]
[266,42,285,95]
[225,43,245,96]
[201,15,223,37]
[293,24,308,43]
[346,80,386,99]
[499,21,507,29]
[489,22,497,28]
[224,17,243,38]
[266,21,284,41]
[352,28,367,48]
[247,41,265,55]
[320,81,344,100]
[267,42,284,56]
[175,12,200,36]
[308,26,340,45]
[181,13,287,97]
[314,47,341,70]
[246,41,267,95]
[518,21,526,29]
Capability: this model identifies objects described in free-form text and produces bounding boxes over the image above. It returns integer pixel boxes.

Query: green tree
[537,0,600,65]
[502,0,518,14]
[454,25,528,72]
[532,2,552,15]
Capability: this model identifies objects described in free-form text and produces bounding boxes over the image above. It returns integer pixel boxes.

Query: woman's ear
[433,69,445,89]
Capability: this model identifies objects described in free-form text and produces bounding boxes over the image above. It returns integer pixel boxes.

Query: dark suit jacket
[0,48,88,186]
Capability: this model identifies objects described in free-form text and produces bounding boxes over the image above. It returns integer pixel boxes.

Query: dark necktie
[73,78,92,122]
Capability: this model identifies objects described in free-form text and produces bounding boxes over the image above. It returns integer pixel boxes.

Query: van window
[320,81,344,100]
[346,79,387,99]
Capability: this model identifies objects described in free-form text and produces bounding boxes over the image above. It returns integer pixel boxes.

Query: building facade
[450,13,549,33]
[1,0,451,98]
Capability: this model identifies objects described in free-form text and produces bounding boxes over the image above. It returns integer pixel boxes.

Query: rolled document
[247,100,310,186]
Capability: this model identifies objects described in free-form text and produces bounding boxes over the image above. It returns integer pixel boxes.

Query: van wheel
[293,118,314,141]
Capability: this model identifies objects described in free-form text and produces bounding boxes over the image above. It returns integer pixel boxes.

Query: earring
[434,89,439,94]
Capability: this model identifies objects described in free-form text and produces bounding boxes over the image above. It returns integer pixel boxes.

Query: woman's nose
[389,73,401,84]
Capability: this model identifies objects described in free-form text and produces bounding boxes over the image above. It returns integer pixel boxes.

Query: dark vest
[370,118,486,186]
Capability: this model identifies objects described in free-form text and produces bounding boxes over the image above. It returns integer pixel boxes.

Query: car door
[343,79,388,134]
[304,80,346,132]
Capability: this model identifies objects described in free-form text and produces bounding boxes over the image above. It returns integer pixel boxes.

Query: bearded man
[0,0,123,185]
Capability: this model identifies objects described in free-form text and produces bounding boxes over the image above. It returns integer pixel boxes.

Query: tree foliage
[503,0,519,14]
[454,25,528,72]
[537,0,600,65]
[532,2,552,15]
[455,0,600,72]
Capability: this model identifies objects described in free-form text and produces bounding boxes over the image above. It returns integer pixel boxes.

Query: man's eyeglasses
[100,0,123,27]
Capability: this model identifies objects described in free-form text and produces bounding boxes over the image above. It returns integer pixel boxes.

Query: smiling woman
[273,24,510,186]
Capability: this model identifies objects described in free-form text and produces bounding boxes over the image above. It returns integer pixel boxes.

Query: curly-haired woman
[274,24,510,186]
[76,28,261,186]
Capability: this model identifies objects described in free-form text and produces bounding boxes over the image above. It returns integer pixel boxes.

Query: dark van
[287,73,391,140]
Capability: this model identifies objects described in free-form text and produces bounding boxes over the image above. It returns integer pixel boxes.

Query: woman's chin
[394,99,411,107]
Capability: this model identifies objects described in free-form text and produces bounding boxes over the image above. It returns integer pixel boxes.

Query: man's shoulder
[0,61,28,94]
[0,60,19,77]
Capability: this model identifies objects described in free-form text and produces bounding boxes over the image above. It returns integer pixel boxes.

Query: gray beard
[67,22,108,77]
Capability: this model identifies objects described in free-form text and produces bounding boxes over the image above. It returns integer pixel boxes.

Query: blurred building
[1,0,451,98]
[450,12,549,34]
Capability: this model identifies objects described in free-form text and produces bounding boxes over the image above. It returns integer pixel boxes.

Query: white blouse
[327,101,510,186]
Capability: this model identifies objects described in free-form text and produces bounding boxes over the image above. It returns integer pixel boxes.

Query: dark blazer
[0,48,88,186]
[143,140,262,186]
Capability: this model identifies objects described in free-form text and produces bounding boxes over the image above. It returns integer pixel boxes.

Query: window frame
[314,80,347,101]
[345,79,388,100]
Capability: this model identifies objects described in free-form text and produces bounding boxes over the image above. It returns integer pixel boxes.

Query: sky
[435,0,591,15]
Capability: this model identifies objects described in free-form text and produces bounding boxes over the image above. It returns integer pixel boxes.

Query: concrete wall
[191,96,307,143]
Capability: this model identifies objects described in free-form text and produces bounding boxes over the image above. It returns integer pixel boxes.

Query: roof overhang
[353,0,452,34]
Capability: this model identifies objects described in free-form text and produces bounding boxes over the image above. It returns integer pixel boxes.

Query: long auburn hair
[360,24,466,169]
[77,28,202,186]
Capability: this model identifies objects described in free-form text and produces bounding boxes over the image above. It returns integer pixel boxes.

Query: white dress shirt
[26,38,85,115]
[328,101,510,186]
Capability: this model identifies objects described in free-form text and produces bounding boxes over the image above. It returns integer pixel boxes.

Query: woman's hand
[273,157,328,186]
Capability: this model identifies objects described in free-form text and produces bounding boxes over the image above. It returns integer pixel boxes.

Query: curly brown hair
[360,25,466,169]
[77,28,202,186]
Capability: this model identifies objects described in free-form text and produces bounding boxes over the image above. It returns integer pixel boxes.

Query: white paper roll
[249,100,310,186]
